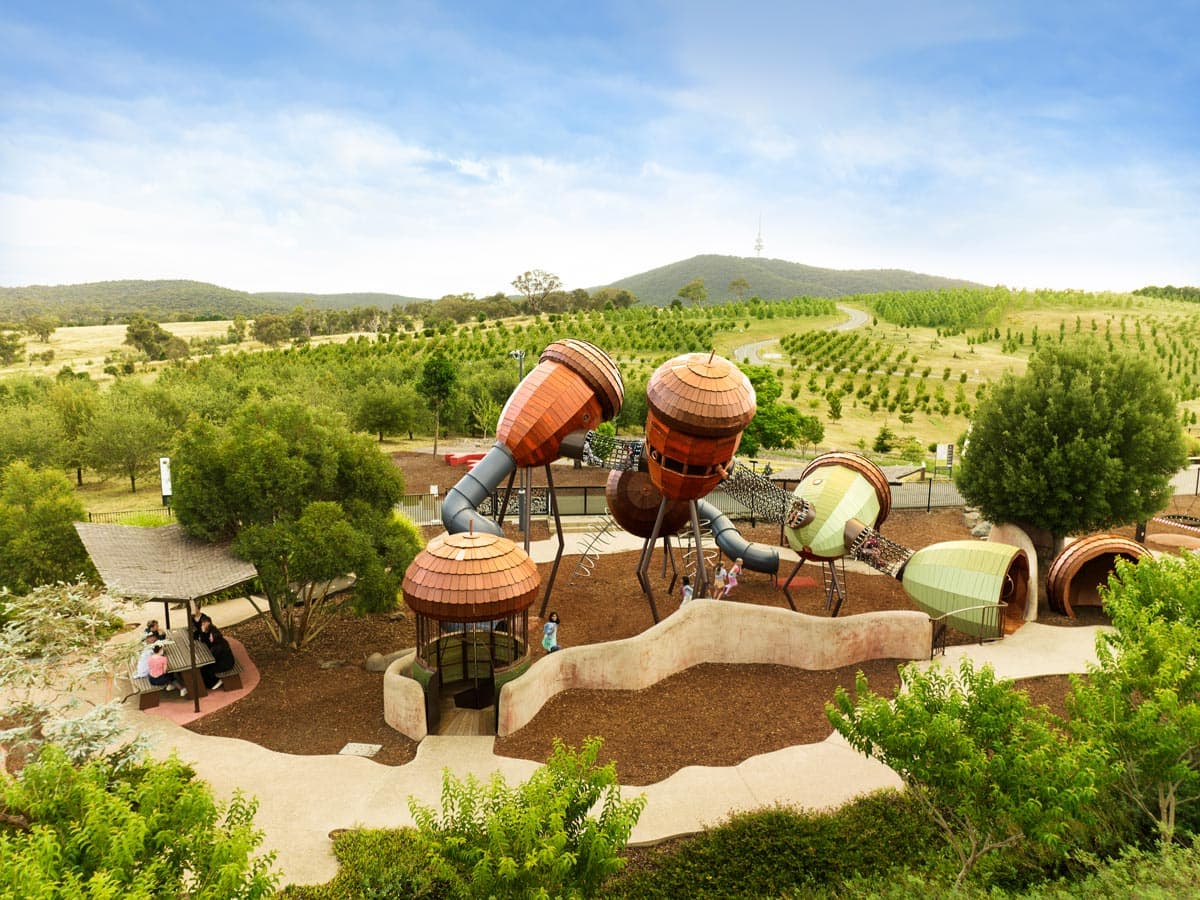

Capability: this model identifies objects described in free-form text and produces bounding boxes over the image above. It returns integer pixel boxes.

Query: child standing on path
[542,612,561,652]
[723,558,743,598]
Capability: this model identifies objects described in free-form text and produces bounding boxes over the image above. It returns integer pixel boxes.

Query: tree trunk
[432,408,440,454]
[76,466,83,486]
[1015,520,1063,604]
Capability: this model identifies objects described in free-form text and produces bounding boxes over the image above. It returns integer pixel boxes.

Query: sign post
[159,457,173,507]
[934,443,955,479]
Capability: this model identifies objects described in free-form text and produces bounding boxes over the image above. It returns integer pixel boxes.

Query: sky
[1,1,1197,298]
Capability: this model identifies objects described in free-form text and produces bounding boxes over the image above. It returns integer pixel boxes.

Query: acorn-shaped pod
[606,469,692,539]
[1046,533,1148,618]
[785,453,891,560]
[644,352,756,500]
[403,531,540,624]
[900,540,1030,637]
[496,339,623,468]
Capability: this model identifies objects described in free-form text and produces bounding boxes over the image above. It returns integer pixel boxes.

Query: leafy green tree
[1069,554,1200,844]
[873,425,896,454]
[24,314,59,342]
[0,402,68,470]
[124,313,189,360]
[420,351,458,455]
[353,381,422,441]
[226,313,248,344]
[409,737,646,899]
[728,277,750,302]
[0,747,277,898]
[83,381,172,491]
[251,313,290,347]
[827,391,843,421]
[0,463,93,594]
[828,659,1098,889]
[511,269,563,315]
[0,330,23,365]
[47,377,99,485]
[956,341,1186,563]
[677,277,707,307]
[172,399,422,648]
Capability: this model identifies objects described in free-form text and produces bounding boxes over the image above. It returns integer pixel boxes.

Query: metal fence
[396,478,967,527]
[87,507,175,524]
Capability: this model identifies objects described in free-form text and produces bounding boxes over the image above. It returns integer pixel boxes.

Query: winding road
[736,303,867,364]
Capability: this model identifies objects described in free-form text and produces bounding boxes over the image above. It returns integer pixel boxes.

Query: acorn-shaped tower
[644,351,756,500]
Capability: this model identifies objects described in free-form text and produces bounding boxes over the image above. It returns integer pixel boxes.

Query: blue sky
[1,1,1197,297]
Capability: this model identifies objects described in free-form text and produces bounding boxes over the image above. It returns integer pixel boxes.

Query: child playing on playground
[713,563,728,598]
[542,612,561,653]
[681,576,694,605]
[723,558,743,598]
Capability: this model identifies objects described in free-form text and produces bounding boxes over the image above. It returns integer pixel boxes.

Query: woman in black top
[198,617,235,690]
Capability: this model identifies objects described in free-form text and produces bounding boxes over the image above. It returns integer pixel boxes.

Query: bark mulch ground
[186,450,1155,781]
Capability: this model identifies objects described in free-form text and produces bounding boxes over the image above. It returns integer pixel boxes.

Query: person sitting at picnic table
[146,643,187,697]
[143,619,167,641]
[191,607,206,640]
[134,632,159,678]
[197,616,235,691]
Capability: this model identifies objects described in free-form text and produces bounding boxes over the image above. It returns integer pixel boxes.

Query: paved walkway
[111,534,1106,888]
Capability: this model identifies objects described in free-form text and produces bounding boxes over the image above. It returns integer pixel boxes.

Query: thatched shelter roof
[74,522,257,601]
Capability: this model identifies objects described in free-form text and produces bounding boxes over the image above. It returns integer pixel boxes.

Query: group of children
[681,557,742,605]
[133,612,236,699]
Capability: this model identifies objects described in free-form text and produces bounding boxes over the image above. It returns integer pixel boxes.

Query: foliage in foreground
[0,747,277,899]
[1069,553,1200,844]
[409,737,645,898]
[289,738,644,899]
[0,581,139,766]
[827,659,1098,889]
[606,791,946,899]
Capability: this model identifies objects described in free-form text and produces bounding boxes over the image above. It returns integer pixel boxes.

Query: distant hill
[0,280,425,325]
[602,255,984,305]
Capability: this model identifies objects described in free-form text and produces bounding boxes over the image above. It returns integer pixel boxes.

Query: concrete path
[113,535,1107,888]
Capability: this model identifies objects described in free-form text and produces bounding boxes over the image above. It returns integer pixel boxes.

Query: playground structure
[437,341,1028,633]
[394,337,1177,739]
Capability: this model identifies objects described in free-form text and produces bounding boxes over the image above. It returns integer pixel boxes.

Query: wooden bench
[124,659,166,710]
[214,659,243,691]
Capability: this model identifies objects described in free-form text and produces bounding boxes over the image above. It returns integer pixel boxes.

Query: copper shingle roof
[403,530,540,622]
[74,522,258,601]
[646,352,756,436]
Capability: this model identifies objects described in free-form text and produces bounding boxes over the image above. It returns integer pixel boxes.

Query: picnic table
[163,627,215,699]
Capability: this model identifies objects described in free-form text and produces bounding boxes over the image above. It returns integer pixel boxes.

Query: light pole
[509,350,529,549]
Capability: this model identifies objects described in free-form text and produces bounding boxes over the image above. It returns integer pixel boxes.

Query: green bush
[0,747,276,898]
[409,737,645,899]
[281,828,454,899]
[607,791,946,899]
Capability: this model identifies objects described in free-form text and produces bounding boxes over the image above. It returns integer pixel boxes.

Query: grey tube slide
[441,442,517,536]
[695,498,781,577]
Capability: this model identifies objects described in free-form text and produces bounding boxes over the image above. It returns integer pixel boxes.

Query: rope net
[720,461,813,527]
[845,525,912,578]
[582,432,645,471]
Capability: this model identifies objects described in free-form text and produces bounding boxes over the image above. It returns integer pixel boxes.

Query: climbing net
[582,432,645,471]
[721,461,813,527]
[846,525,912,578]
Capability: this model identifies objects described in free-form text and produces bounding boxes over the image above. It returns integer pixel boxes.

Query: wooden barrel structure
[644,352,756,500]
[496,339,624,468]
[785,452,892,561]
[606,469,691,539]
[402,530,541,728]
[1045,533,1148,617]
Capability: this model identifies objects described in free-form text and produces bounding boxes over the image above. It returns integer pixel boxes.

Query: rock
[317,659,347,670]
[971,521,992,538]
[364,649,412,672]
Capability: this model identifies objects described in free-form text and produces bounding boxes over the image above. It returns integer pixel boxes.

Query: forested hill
[0,280,424,325]
[603,255,984,305]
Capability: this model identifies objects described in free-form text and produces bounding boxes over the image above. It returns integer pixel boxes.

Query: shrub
[409,737,645,898]
[281,828,453,899]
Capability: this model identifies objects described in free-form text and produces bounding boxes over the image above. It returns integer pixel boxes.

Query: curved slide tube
[696,498,782,577]
[441,442,517,537]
